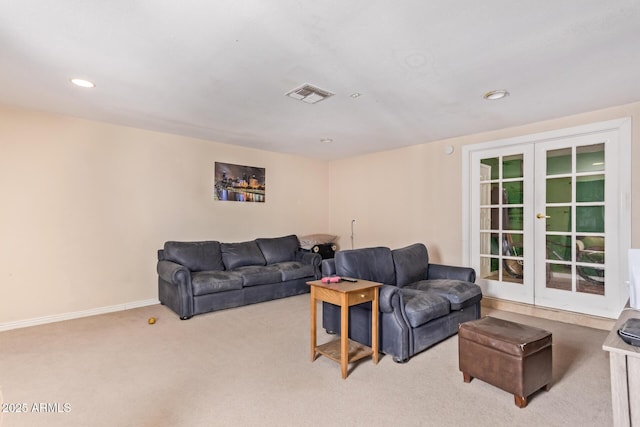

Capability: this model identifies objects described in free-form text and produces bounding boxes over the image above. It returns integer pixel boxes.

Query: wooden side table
[602,305,640,426]
[307,279,381,379]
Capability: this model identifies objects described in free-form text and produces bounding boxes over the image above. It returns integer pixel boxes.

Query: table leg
[372,287,379,364]
[341,293,348,379]
[310,289,316,362]
[609,352,631,426]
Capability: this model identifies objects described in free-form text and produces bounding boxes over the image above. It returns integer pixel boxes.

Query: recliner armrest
[379,284,404,313]
[321,258,336,276]
[157,259,190,286]
[427,263,476,283]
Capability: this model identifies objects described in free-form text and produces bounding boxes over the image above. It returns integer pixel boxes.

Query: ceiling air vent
[285,84,334,104]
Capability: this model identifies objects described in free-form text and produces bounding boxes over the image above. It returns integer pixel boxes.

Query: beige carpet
[0,295,612,427]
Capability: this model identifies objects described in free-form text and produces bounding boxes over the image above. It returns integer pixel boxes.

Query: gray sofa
[157,234,321,319]
[322,243,482,362]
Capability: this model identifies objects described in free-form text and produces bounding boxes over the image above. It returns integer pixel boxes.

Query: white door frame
[462,118,631,318]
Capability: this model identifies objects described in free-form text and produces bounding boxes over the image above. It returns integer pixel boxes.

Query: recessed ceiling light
[320,138,333,143]
[350,92,362,98]
[70,78,96,88]
[483,89,509,100]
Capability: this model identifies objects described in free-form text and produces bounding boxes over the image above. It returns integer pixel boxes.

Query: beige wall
[2,101,639,327]
[328,101,640,265]
[0,105,329,325]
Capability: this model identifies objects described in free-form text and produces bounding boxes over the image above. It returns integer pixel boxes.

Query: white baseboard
[0,299,160,332]
[481,297,615,331]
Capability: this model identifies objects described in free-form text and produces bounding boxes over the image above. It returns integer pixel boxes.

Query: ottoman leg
[463,373,473,383]
[515,382,551,408]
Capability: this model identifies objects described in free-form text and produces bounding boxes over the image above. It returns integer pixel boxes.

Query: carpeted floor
[0,294,612,426]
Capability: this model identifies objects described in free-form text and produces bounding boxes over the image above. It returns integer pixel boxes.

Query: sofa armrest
[379,285,405,313]
[321,258,336,277]
[157,259,191,286]
[157,259,194,320]
[295,250,322,279]
[427,263,476,283]
[378,284,413,362]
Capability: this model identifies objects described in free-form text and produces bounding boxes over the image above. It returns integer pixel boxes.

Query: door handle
[536,213,550,219]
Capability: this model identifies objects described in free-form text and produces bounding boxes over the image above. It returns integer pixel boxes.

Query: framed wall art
[214,162,266,202]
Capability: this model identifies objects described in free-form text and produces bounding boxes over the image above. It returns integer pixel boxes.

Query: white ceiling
[2,1,640,160]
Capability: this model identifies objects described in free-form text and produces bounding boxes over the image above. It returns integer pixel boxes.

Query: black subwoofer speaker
[311,243,337,259]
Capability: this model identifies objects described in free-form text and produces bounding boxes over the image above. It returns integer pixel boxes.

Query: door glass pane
[503,181,523,204]
[480,207,491,229]
[576,233,605,294]
[546,235,572,262]
[576,175,604,202]
[576,206,604,233]
[577,236,605,264]
[546,177,571,203]
[577,267,605,295]
[504,233,523,255]
[490,182,500,200]
[503,233,524,284]
[479,232,499,255]
[546,263,572,291]
[505,207,523,230]
[546,207,571,232]
[490,208,500,230]
[481,158,499,180]
[479,256,499,280]
[503,259,524,283]
[547,148,572,175]
[491,185,505,205]
[480,183,492,205]
[576,143,604,173]
[546,234,573,291]
[503,154,523,179]
[491,233,500,255]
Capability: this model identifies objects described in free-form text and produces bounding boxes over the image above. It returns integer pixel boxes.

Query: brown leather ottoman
[458,316,552,408]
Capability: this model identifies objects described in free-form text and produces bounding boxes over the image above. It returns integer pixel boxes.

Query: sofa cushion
[335,247,396,285]
[164,241,224,272]
[400,288,451,328]
[235,265,282,287]
[191,271,243,296]
[256,235,299,264]
[275,261,315,281]
[403,279,482,310]
[392,243,429,287]
[221,240,266,270]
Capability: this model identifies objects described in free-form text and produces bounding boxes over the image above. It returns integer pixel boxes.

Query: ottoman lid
[459,316,552,357]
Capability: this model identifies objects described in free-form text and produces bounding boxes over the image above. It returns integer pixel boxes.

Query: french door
[474,144,534,304]
[466,119,630,318]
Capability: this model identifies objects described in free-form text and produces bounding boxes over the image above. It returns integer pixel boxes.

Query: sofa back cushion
[221,240,266,270]
[392,243,429,287]
[163,241,225,272]
[335,247,396,285]
[256,235,299,264]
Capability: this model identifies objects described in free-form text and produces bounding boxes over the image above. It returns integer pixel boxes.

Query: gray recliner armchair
[321,243,482,362]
